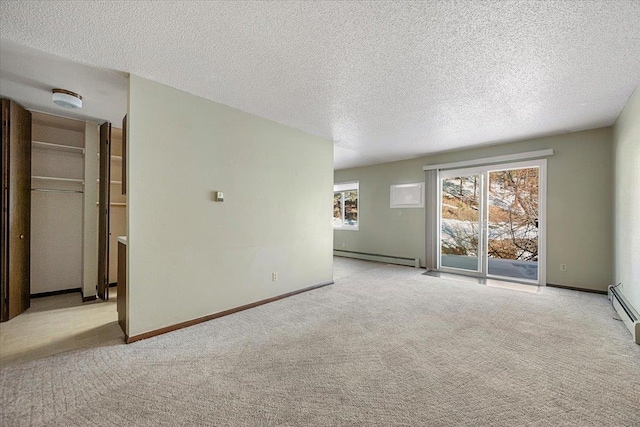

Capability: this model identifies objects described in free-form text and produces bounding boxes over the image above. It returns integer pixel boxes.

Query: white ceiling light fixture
[52,88,82,109]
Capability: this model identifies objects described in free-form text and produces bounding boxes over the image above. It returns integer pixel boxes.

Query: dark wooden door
[1,99,31,322]
[98,122,111,300]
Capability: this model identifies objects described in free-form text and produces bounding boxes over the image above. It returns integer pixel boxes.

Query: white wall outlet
[272,272,278,281]
[560,264,567,272]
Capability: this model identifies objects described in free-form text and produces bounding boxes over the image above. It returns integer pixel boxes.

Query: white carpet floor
[1,258,639,426]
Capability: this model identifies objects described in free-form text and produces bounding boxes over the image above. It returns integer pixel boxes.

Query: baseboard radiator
[333,249,420,268]
[608,285,640,345]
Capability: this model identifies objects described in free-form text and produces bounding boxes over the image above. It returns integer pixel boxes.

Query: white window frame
[333,181,359,231]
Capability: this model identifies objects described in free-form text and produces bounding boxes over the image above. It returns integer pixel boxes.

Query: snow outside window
[333,182,359,230]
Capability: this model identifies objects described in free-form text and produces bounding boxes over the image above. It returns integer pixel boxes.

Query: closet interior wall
[30,113,85,294]
[107,128,125,284]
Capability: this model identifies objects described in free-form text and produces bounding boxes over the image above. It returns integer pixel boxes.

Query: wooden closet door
[97,122,111,300]
[1,99,31,322]
[121,115,126,195]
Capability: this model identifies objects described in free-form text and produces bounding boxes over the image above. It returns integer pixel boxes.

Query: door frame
[437,159,547,286]
[97,122,111,300]
[438,167,486,277]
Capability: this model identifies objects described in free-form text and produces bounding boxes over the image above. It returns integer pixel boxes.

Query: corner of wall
[612,84,640,317]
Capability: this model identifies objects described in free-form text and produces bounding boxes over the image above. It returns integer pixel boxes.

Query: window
[333,181,359,230]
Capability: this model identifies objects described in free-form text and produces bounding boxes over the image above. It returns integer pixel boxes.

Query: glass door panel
[344,190,358,226]
[486,167,539,281]
[440,173,482,272]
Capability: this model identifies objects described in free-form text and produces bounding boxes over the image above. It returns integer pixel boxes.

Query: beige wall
[613,86,640,311]
[335,127,613,291]
[126,75,333,337]
[30,113,85,294]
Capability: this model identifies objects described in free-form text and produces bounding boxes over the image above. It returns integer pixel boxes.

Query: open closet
[1,97,124,323]
[30,112,85,297]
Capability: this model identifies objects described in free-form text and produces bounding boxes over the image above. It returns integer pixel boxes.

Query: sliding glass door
[438,160,545,285]
[486,167,540,281]
[440,171,483,273]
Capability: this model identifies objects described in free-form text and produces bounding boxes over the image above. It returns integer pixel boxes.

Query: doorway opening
[438,159,546,286]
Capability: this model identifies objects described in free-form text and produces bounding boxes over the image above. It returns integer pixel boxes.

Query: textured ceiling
[0,40,128,125]
[1,1,639,169]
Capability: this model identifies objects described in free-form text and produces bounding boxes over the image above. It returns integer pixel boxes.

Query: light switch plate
[213,191,224,202]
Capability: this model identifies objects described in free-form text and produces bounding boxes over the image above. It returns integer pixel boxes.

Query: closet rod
[95,202,126,206]
[31,188,84,194]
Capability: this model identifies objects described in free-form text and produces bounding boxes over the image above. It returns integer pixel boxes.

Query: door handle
[19,234,24,239]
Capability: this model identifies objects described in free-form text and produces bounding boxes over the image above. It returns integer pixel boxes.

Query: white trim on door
[436,159,547,286]
[423,149,553,171]
[438,169,484,275]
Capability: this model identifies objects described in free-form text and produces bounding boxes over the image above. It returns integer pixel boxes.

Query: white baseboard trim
[608,285,640,345]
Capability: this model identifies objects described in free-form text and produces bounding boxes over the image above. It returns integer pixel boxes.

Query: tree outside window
[333,182,359,230]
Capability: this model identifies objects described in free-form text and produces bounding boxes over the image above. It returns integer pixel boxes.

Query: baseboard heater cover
[608,285,640,345]
[334,250,420,268]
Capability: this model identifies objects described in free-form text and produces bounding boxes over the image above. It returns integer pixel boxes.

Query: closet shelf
[96,179,123,185]
[97,153,123,161]
[96,202,127,206]
[32,140,85,154]
[32,176,84,184]
[32,188,84,194]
